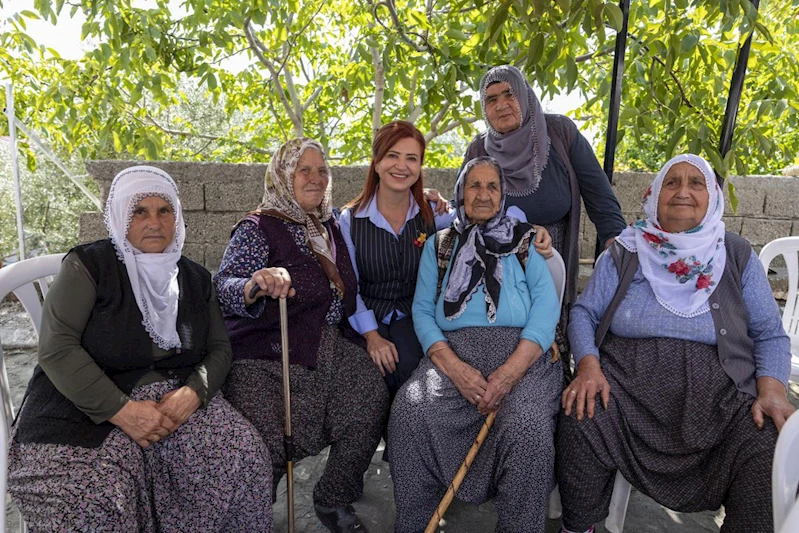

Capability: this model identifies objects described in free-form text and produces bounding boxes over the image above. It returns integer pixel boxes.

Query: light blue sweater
[569,249,791,387]
[412,235,559,354]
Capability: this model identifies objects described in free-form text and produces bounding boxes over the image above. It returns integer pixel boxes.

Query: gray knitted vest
[596,232,757,398]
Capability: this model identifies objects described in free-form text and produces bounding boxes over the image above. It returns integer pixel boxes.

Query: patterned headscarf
[104,165,184,350]
[479,65,550,197]
[616,154,726,318]
[444,157,536,322]
[255,138,344,295]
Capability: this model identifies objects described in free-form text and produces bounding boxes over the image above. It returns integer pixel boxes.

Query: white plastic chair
[759,237,799,381]
[773,412,799,533]
[0,253,65,533]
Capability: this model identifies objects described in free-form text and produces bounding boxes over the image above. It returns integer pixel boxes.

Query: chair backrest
[759,237,799,339]
[546,249,566,308]
[0,253,65,533]
[773,412,799,532]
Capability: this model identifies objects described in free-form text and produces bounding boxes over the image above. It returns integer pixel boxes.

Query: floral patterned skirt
[8,380,274,532]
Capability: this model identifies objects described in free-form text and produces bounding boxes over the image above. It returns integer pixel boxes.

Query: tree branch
[372,0,430,53]
[137,113,272,154]
[425,117,477,142]
[243,17,303,134]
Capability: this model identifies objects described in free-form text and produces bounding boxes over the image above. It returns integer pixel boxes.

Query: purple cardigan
[223,215,358,368]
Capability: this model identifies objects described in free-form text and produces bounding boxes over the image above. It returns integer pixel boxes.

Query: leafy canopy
[0,0,796,174]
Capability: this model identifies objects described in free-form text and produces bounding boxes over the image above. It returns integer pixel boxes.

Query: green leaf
[112,130,122,152]
[680,33,699,54]
[665,126,685,158]
[727,181,739,214]
[604,4,623,32]
[526,33,544,67]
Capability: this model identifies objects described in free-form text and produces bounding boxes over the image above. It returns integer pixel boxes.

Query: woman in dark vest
[8,166,273,531]
[558,154,795,533]
[464,65,627,370]
[214,138,388,533]
[339,121,455,397]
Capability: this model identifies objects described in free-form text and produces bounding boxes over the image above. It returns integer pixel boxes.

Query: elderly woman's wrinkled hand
[751,377,796,432]
[109,399,177,448]
[563,355,610,421]
[423,188,449,215]
[364,330,399,377]
[245,267,296,304]
[532,225,553,259]
[450,359,489,407]
[158,386,201,428]
[479,366,520,415]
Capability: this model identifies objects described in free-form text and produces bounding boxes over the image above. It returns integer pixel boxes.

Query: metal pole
[717,0,760,185]
[597,0,631,258]
[5,83,25,261]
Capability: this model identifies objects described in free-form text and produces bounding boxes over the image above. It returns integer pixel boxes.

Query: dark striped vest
[350,207,435,321]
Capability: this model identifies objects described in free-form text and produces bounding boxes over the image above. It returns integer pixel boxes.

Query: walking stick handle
[424,410,497,533]
[279,297,295,533]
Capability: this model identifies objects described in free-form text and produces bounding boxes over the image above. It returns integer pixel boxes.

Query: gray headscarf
[444,157,536,322]
[480,65,550,197]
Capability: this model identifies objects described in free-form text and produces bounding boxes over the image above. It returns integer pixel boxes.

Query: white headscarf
[103,165,184,350]
[616,154,726,318]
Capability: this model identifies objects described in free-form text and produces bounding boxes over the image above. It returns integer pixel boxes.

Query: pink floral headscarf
[616,154,726,318]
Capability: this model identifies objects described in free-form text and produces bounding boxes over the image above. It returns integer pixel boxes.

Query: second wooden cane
[279,297,295,533]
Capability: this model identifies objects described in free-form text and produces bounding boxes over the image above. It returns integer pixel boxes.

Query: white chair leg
[604,472,631,533]
[548,485,563,519]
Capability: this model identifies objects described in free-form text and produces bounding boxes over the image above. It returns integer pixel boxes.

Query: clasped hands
[109,385,201,448]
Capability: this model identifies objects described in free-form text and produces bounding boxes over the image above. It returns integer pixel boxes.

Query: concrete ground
[2,299,798,533]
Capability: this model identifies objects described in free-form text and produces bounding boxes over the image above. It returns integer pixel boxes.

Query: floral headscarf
[255,138,344,295]
[444,157,536,322]
[479,65,550,197]
[104,165,184,350]
[616,154,726,317]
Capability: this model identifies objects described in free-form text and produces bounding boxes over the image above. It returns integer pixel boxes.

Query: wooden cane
[424,410,497,533]
[279,297,296,533]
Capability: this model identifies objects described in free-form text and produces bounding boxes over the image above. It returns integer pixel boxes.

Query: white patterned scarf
[480,65,551,197]
[616,154,726,318]
[104,165,184,350]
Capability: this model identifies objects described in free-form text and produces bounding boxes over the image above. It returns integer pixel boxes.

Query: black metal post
[717,0,760,185]
[597,0,631,258]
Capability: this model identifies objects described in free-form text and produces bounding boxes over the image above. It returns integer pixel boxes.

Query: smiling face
[374,136,423,194]
[292,148,330,212]
[484,81,522,134]
[126,195,176,253]
[657,162,710,233]
[463,164,502,224]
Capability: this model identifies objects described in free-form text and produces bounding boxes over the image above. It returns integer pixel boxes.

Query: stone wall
[80,160,799,274]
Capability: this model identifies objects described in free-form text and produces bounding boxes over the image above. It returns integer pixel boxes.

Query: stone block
[764,176,799,218]
[183,212,208,243]
[722,217,743,235]
[724,177,765,217]
[175,180,205,211]
[79,212,107,243]
[610,172,654,213]
[182,244,205,265]
[205,243,229,273]
[740,218,793,247]
[205,213,243,244]
[205,180,263,212]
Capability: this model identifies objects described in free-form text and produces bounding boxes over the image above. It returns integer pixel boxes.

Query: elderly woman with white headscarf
[388,157,561,533]
[557,154,795,533]
[8,166,273,531]
[214,138,388,533]
[464,64,627,370]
